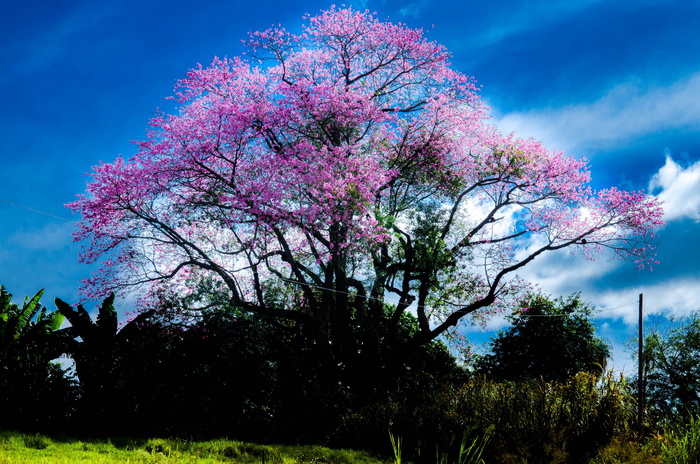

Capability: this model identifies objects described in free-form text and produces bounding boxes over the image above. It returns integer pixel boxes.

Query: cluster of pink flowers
[69,6,663,331]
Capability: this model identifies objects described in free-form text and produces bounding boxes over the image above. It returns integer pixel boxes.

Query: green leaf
[96,293,117,336]
[16,289,45,336]
[54,298,97,342]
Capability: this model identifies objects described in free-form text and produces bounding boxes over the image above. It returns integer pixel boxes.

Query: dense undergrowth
[2,368,700,463]
[4,286,700,463]
[3,377,700,464]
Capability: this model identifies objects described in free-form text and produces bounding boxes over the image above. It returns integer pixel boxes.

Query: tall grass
[389,431,403,464]
[452,372,634,464]
[455,432,488,464]
[659,415,700,464]
[341,371,635,463]
[389,429,489,464]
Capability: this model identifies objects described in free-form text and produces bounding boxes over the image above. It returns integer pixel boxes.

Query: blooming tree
[70,7,663,363]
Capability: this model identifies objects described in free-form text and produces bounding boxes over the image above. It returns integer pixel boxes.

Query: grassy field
[0,431,387,464]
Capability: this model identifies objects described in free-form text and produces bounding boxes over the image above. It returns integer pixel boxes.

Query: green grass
[658,415,700,464]
[0,431,386,464]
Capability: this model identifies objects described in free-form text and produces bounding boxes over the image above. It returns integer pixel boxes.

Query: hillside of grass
[0,431,386,464]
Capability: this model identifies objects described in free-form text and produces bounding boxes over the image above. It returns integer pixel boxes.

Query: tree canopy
[640,312,700,424]
[474,294,610,382]
[69,7,663,366]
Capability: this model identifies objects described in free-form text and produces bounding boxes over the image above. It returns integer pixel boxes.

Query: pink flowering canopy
[70,7,663,354]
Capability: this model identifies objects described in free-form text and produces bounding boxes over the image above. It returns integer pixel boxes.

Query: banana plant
[54,294,119,388]
[53,293,161,432]
[54,293,158,362]
[54,293,116,343]
[0,285,65,362]
[0,285,75,432]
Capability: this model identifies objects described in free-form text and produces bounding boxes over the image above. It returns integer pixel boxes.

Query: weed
[659,415,700,464]
[389,430,403,464]
[22,434,51,450]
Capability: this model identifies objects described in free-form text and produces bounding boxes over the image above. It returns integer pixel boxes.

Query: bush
[659,415,700,464]
[450,373,634,464]
[474,294,609,382]
[589,437,661,464]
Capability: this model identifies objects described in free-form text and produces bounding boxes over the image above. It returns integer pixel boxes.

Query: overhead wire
[0,198,77,224]
[283,277,640,319]
[1,197,644,321]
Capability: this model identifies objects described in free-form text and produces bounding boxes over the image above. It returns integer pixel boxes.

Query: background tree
[474,294,610,382]
[69,7,663,377]
[637,312,700,426]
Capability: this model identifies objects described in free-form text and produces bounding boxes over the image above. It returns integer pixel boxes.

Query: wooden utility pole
[638,293,645,429]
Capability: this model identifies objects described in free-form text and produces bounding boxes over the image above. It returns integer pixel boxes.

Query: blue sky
[2,0,700,371]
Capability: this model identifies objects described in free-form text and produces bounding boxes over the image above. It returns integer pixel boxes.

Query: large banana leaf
[16,289,45,336]
[0,286,67,365]
[0,287,49,341]
[54,298,97,342]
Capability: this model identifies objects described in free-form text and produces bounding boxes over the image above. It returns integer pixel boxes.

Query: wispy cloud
[6,222,75,251]
[349,0,371,10]
[492,72,700,154]
[0,3,117,87]
[517,245,622,297]
[471,0,608,48]
[650,152,700,222]
[398,0,432,18]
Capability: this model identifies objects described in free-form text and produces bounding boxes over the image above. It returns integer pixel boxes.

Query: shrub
[451,373,634,464]
[659,415,700,464]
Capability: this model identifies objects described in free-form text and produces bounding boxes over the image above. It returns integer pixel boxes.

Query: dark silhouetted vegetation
[634,312,700,426]
[473,294,610,382]
[2,284,700,463]
[0,286,77,432]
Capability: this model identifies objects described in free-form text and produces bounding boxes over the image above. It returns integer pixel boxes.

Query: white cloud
[505,238,700,322]
[591,278,700,326]
[461,312,512,334]
[515,241,700,326]
[492,72,700,154]
[607,341,637,376]
[513,234,623,295]
[650,152,700,222]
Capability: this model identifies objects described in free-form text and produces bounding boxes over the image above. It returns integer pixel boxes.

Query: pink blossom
[69,7,663,347]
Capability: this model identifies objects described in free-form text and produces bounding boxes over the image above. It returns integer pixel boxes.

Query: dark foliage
[0,286,78,432]
[1,283,650,464]
[47,293,465,448]
[450,374,635,464]
[637,313,700,426]
[474,294,610,382]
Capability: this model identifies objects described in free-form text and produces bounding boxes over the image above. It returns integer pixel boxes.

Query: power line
[283,277,640,320]
[516,314,573,317]
[602,301,638,312]
[0,199,76,223]
[0,200,646,322]
[281,277,387,305]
